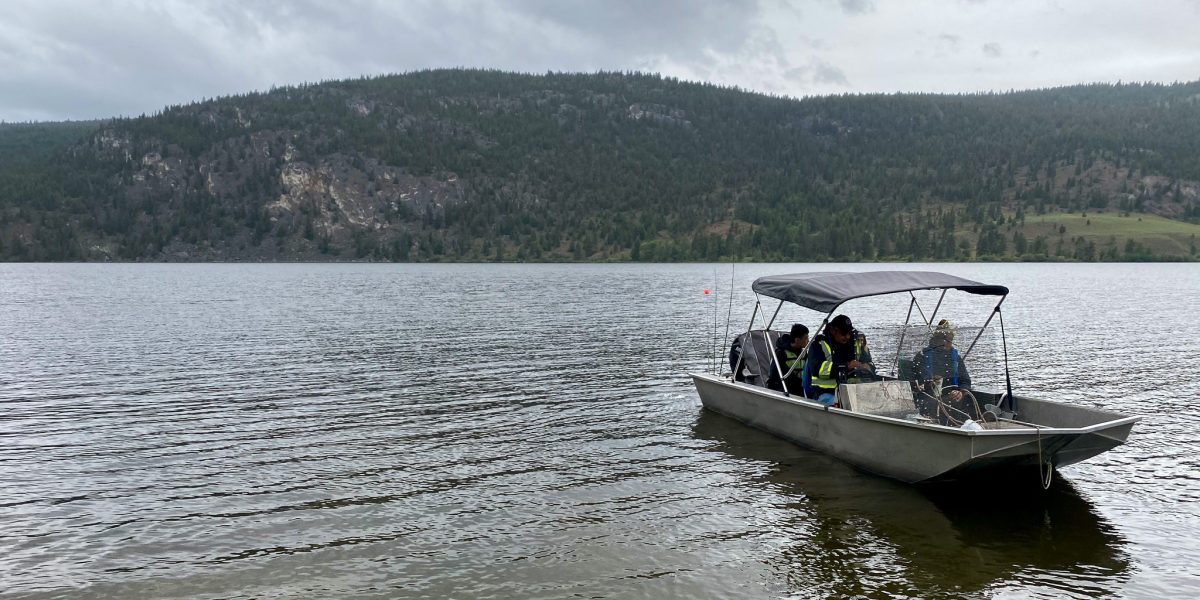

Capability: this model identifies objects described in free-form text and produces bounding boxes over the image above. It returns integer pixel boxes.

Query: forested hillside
[1,69,1198,262]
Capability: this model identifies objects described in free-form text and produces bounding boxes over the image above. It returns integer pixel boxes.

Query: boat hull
[691,373,1137,484]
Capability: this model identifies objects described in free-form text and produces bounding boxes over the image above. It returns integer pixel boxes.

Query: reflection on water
[692,410,1131,599]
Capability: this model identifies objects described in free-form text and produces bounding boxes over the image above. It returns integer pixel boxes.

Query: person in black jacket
[766,323,809,394]
[803,315,862,405]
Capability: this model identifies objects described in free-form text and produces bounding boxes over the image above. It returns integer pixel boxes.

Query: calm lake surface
[2,262,1198,599]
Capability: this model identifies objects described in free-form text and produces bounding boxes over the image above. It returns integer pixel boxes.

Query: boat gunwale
[690,372,1141,437]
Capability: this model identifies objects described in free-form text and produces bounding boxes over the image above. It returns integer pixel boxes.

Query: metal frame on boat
[692,271,1138,485]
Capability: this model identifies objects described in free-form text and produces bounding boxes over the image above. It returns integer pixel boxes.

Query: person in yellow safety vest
[802,315,863,406]
[848,329,876,383]
[767,323,809,394]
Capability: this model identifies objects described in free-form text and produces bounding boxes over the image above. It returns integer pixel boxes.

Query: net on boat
[723,319,1013,427]
[859,322,1005,391]
[851,321,1009,426]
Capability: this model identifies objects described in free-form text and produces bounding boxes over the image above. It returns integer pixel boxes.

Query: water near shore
[2,262,1197,599]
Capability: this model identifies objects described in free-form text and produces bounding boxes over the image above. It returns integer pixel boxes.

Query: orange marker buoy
[703,288,710,295]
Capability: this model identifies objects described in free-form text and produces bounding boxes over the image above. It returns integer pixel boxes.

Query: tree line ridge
[1,69,1198,262]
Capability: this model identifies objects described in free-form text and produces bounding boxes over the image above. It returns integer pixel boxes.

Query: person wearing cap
[802,314,863,405]
[767,323,809,394]
[919,319,972,402]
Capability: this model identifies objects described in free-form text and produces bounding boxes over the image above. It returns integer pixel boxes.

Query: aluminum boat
[693,271,1138,485]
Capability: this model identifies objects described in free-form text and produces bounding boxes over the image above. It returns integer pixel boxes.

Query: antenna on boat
[719,192,741,378]
[707,273,718,375]
[720,262,736,376]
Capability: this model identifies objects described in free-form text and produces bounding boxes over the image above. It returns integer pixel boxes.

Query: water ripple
[1,263,1197,599]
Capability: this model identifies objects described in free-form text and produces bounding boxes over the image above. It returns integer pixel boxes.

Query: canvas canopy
[751,271,1008,313]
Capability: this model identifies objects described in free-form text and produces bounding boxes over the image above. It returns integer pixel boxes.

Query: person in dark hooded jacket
[766,323,809,394]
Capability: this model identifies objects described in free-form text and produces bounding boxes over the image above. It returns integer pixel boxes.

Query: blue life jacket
[922,347,961,386]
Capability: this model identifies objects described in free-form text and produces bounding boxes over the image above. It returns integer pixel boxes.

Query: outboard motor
[729,329,784,388]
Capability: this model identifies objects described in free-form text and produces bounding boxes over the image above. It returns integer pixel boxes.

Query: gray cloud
[785,59,850,88]
[933,34,962,57]
[813,61,850,86]
[512,0,760,57]
[1,0,778,121]
[838,0,875,15]
[1,0,1198,121]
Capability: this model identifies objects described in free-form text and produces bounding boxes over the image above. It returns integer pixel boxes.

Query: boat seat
[839,381,917,419]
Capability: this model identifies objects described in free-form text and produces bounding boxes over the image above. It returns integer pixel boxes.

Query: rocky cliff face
[62,76,708,261]
[83,120,467,260]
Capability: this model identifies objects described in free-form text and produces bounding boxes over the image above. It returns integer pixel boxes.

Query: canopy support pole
[890,296,918,377]
[998,306,1016,413]
[756,297,791,395]
[729,300,761,379]
[807,310,834,355]
[960,295,1014,412]
[761,296,784,331]
[791,311,834,397]
[927,289,948,329]
[962,295,1006,361]
[909,291,932,327]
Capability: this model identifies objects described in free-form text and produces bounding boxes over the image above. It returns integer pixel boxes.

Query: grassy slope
[1022,212,1200,256]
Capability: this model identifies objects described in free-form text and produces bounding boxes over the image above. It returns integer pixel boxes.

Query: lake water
[1,262,1198,599]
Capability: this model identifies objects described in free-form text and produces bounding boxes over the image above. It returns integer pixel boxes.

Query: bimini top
[751,271,1009,313]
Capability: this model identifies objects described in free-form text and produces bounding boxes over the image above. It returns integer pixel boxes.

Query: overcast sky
[2,0,1198,122]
